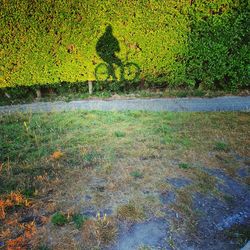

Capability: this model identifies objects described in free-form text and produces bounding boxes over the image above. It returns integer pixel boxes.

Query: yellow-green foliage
[0,0,248,89]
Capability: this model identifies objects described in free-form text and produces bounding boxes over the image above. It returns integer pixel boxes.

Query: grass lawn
[0,111,249,249]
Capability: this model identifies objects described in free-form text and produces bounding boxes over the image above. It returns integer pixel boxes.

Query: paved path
[0,96,250,113]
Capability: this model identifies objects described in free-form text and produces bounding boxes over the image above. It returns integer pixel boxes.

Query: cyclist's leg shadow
[108,63,118,81]
[110,56,124,81]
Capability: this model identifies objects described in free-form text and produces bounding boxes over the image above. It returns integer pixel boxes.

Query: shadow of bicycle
[95,62,140,82]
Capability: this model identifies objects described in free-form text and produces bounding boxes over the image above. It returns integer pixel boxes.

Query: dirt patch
[109,218,169,250]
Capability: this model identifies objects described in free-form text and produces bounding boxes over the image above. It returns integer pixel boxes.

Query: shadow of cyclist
[96,25,124,80]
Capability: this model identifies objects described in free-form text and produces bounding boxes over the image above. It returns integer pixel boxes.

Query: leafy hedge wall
[0,0,249,90]
[187,0,249,89]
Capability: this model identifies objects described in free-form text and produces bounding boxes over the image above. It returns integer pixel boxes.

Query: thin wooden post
[88,80,93,95]
[36,88,41,99]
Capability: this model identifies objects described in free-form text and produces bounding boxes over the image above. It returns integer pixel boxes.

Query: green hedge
[186,0,249,90]
[0,0,249,90]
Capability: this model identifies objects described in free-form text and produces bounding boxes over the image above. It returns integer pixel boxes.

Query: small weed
[156,124,171,134]
[114,131,126,138]
[214,141,230,151]
[168,236,175,249]
[162,134,175,145]
[117,203,145,221]
[178,163,190,169]
[82,214,117,247]
[83,151,101,166]
[22,187,36,198]
[51,212,68,226]
[38,246,51,250]
[130,170,143,179]
[72,214,88,229]
[95,213,117,245]
[180,137,191,147]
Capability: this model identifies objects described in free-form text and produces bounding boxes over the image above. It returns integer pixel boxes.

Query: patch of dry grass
[117,202,145,221]
[171,189,199,234]
[82,215,117,248]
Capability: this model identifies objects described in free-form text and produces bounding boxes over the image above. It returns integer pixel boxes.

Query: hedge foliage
[0,0,249,90]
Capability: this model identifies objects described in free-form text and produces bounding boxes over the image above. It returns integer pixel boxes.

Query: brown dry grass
[117,202,145,222]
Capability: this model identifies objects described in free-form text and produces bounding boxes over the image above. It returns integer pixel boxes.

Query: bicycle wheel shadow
[95,24,141,88]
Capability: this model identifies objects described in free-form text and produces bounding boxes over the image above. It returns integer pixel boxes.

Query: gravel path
[0,96,250,114]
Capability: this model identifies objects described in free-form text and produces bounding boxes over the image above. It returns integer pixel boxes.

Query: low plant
[22,187,36,198]
[51,212,68,226]
[83,151,101,166]
[178,163,190,169]
[214,141,229,151]
[130,170,143,179]
[72,214,88,229]
[114,131,126,138]
[38,245,51,250]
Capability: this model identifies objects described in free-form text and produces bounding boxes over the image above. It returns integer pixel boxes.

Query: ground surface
[0,96,250,114]
[1,88,249,106]
[0,111,249,249]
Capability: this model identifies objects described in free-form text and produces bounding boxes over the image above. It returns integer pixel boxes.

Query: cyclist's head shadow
[96,24,122,68]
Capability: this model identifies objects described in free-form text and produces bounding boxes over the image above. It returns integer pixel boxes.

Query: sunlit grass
[0,111,249,194]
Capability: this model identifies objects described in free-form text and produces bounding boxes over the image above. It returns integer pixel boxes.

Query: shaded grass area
[0,111,249,249]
